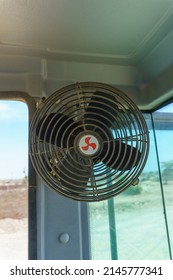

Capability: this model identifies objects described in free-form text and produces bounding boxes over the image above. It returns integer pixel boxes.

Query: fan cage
[29,82,149,202]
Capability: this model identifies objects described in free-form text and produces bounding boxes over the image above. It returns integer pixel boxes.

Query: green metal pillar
[108,198,118,259]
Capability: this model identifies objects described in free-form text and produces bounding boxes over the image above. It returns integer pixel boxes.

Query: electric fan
[29,82,149,201]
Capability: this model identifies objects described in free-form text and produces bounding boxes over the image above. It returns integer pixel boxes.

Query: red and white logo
[78,135,99,156]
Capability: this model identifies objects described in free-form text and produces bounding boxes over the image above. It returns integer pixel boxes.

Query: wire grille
[29,82,149,201]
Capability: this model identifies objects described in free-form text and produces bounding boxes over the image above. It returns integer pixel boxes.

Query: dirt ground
[0,218,28,259]
[0,180,172,260]
[0,181,28,259]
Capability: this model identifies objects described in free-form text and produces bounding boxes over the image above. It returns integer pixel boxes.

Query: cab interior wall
[0,0,173,260]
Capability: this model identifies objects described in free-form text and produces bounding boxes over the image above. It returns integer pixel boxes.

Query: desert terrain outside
[0,173,172,260]
[0,179,28,259]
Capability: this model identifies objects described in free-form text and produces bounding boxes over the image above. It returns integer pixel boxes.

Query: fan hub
[76,132,101,157]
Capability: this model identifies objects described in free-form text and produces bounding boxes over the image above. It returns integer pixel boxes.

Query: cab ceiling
[0,0,173,109]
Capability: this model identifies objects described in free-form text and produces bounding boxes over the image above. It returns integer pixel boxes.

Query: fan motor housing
[75,132,102,158]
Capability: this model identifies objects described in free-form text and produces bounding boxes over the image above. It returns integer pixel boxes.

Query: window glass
[0,101,28,259]
[89,109,173,260]
[89,200,112,259]
[153,102,173,255]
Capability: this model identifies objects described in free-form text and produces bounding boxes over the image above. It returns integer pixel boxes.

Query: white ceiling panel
[0,0,173,108]
[0,0,173,64]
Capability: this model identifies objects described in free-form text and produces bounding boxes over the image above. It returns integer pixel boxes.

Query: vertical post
[108,198,118,260]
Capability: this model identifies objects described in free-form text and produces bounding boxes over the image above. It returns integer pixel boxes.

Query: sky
[0,100,172,180]
[156,103,173,113]
[0,101,28,180]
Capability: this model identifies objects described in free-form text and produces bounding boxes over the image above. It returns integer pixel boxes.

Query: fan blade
[36,113,81,147]
[85,91,118,129]
[49,150,91,194]
[97,140,141,171]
